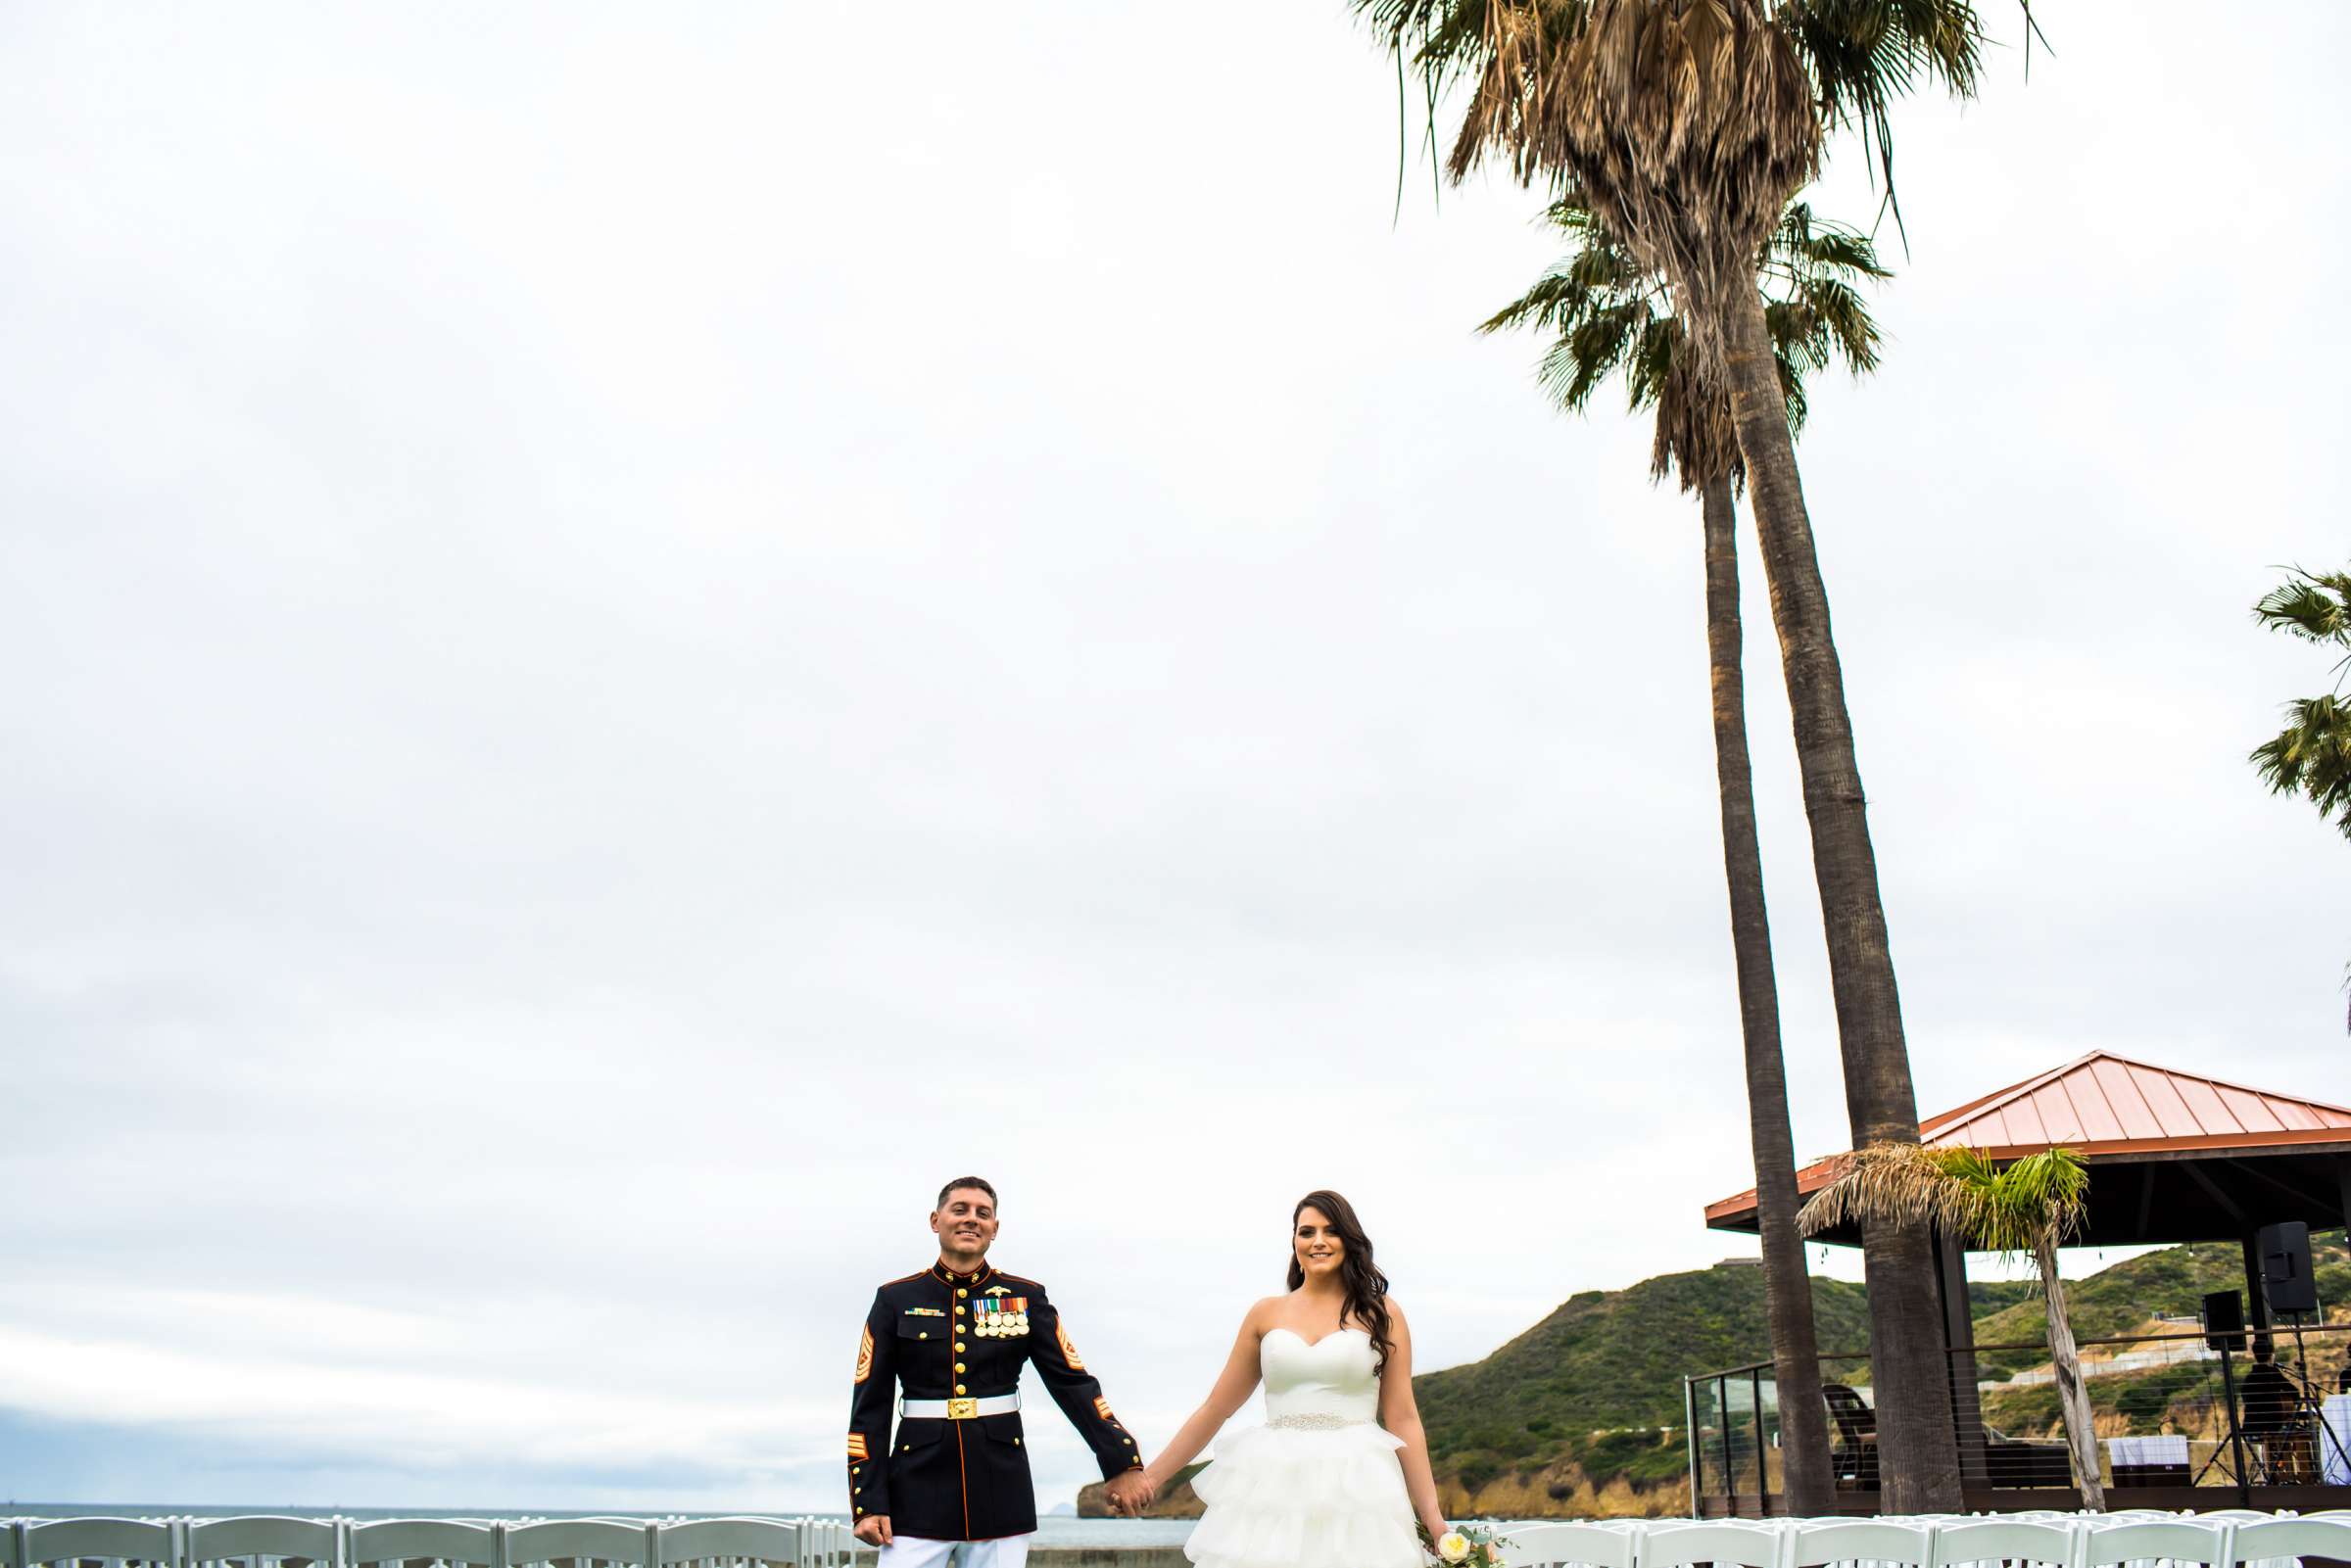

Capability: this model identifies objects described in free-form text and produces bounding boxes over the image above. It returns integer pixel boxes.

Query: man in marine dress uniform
[848,1177,1154,1568]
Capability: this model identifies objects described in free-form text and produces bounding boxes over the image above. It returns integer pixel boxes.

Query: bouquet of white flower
[1419,1521,1511,1568]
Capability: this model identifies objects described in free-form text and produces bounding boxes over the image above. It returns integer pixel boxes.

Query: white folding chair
[503,1523,650,1568]
[1788,1518,1936,1568]
[1502,1523,1642,1568]
[2078,1519,2232,1568]
[1931,1518,2081,1568]
[654,1519,798,1568]
[345,1520,498,1568]
[23,1519,182,1568]
[2228,1518,2351,1566]
[186,1517,342,1568]
[1641,1522,1787,1568]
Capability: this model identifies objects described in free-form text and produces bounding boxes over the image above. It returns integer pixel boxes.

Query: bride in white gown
[1135,1189,1444,1568]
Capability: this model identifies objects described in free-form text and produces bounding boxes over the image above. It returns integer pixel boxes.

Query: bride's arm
[1377,1303,1449,1541]
[1138,1303,1270,1497]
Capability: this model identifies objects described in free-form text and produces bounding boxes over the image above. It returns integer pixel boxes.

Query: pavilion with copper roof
[1692,1050,2351,1515]
[1706,1050,2351,1249]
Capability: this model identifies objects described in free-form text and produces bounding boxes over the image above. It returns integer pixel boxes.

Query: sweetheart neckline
[1265,1325,1370,1351]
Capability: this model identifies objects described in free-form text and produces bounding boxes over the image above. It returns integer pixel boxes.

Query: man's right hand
[853,1515,892,1548]
[1102,1470,1157,1516]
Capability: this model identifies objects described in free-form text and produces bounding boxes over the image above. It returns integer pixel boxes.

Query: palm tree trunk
[1701,473,1837,1515]
[2037,1235,2106,1509]
[1717,283,1963,1512]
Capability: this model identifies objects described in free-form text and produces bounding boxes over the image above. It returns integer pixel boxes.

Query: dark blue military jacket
[848,1260,1140,1541]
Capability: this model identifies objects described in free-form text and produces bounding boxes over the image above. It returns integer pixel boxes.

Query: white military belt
[902,1394,1020,1420]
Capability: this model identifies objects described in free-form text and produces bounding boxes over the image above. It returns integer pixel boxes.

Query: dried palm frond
[1796,1140,1982,1237]
[1352,0,2035,259]
[1534,0,1824,368]
[1797,1140,2089,1259]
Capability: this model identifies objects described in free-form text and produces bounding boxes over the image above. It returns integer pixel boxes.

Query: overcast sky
[4,0,2347,1517]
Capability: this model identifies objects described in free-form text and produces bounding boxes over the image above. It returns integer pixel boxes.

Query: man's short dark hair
[936,1176,998,1211]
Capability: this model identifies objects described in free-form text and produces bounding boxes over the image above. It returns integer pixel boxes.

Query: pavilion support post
[1934,1226,1988,1490]
[2337,1155,2351,1239]
[2242,1231,2276,1359]
[1686,1377,1703,1513]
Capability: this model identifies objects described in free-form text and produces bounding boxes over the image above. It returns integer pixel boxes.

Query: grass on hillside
[1415,1233,2351,1517]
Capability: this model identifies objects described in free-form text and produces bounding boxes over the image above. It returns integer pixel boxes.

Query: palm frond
[1799,1141,2090,1268]
[1943,1146,2089,1260]
[2251,694,2351,841]
[1535,299,1654,411]
[1796,277,1886,376]
[1487,178,1888,490]
[1797,1141,1987,1238]
[2252,569,2351,648]
[1777,0,1988,247]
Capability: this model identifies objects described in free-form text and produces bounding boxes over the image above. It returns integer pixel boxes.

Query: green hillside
[1411,1260,1872,1514]
[1413,1235,2349,1516]
[1970,1234,2351,1376]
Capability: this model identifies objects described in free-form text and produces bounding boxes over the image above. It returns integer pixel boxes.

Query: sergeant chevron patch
[1058,1321,1086,1370]
[855,1324,875,1384]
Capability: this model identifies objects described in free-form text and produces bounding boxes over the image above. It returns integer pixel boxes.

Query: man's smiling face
[932,1186,999,1259]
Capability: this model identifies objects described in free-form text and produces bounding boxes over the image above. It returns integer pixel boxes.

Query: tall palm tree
[1800,1145,2101,1508]
[2248,565,2351,1031]
[1483,195,1887,1517]
[1354,0,2011,1508]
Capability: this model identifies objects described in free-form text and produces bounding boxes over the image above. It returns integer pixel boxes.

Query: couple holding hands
[845,1177,1447,1568]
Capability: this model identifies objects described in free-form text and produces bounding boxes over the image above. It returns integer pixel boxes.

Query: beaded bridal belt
[1267,1412,1370,1431]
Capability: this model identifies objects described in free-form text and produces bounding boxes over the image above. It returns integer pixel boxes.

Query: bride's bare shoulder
[1240,1295,1289,1333]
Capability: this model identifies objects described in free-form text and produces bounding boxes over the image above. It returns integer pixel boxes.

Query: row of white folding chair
[1496,1514,2351,1568]
[3,1517,855,1568]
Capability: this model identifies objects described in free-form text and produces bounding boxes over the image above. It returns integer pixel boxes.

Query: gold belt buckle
[945,1397,979,1420]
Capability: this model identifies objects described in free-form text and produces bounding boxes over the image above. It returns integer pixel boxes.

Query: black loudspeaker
[2260,1220,2320,1315]
[2203,1289,2245,1352]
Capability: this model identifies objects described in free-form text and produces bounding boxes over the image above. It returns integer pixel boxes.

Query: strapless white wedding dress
[1183,1327,1422,1568]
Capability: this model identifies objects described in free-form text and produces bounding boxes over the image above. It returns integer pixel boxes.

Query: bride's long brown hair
[1284,1189,1394,1370]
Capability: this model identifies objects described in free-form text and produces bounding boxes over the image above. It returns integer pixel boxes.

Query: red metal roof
[1920,1050,2351,1150]
[1703,1050,2351,1227]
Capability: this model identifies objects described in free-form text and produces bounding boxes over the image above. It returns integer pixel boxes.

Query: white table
[2106,1433,2190,1466]
[2322,1392,2351,1484]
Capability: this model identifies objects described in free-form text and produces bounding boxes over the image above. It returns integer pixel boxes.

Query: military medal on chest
[977,1292,1029,1338]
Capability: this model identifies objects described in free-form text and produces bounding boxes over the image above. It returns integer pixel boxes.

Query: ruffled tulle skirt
[1183,1420,1421,1568]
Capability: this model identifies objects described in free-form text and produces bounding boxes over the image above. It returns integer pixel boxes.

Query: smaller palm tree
[2248,565,2351,1030]
[1798,1143,2102,1509]
[1481,196,1888,486]
[2250,566,2351,840]
[1484,190,1886,1516]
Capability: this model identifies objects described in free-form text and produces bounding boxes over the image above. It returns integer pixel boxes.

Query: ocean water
[0,1508,1196,1550]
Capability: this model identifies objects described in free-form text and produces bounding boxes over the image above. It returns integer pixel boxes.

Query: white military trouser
[876,1536,1032,1568]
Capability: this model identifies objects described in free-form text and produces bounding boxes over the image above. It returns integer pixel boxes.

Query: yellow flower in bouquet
[1438,1533,1472,1564]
